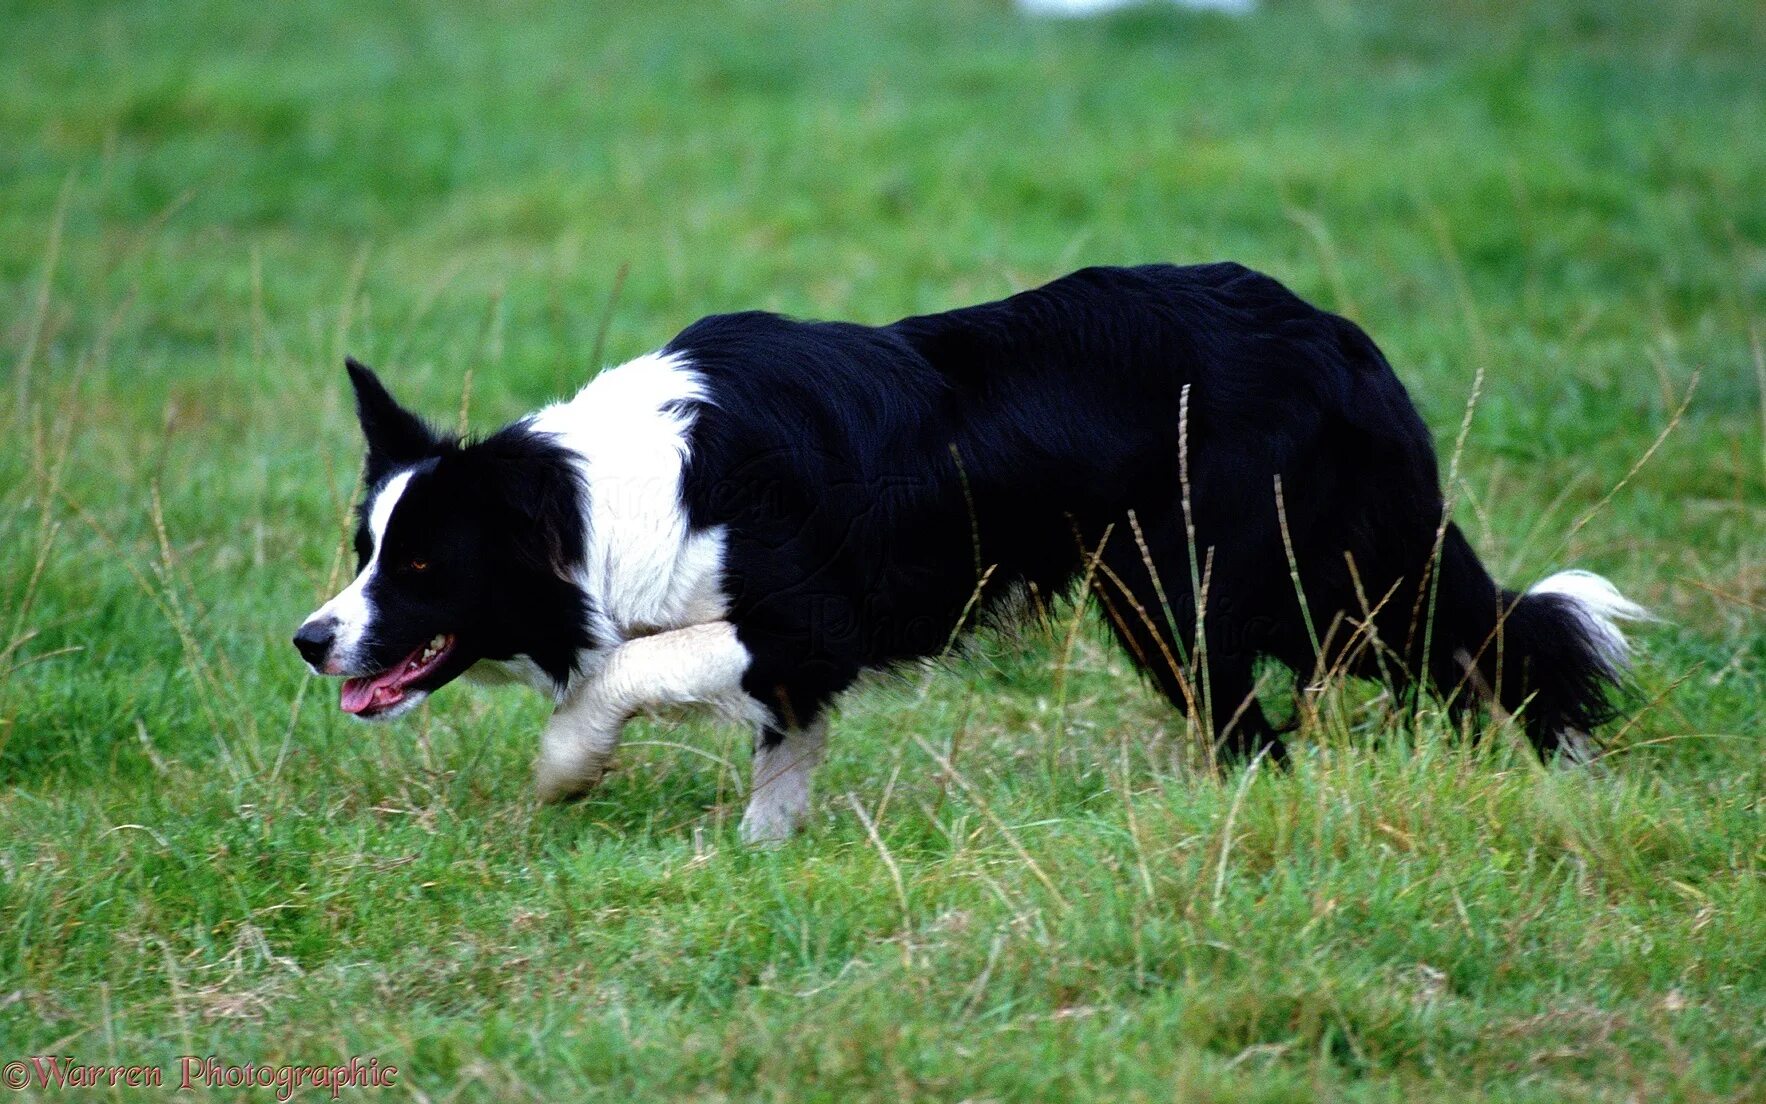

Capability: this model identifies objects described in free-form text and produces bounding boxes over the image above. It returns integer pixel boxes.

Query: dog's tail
[1430,523,1648,758]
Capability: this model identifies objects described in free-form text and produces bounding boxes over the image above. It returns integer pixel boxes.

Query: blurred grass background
[1,0,1762,1099]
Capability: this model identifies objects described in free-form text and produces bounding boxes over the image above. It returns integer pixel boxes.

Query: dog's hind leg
[1199,653,1287,765]
[534,621,765,803]
[1097,521,1287,766]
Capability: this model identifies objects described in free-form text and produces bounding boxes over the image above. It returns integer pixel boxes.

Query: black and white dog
[294,263,1645,841]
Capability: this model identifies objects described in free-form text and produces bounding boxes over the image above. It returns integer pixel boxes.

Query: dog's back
[302,263,1647,839]
[672,263,1643,760]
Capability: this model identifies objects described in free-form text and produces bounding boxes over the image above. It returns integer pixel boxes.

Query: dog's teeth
[409,636,445,666]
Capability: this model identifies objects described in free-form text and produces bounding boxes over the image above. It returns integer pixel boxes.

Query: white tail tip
[1527,569,1650,667]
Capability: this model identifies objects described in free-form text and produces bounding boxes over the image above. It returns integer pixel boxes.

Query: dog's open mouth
[340,634,454,716]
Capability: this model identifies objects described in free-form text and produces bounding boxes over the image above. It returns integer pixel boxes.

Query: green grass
[3,0,1764,1098]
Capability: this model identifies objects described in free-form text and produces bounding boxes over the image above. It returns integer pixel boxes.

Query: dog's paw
[533,759,606,804]
[738,803,800,847]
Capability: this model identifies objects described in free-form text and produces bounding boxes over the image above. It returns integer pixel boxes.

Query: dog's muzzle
[293,617,338,670]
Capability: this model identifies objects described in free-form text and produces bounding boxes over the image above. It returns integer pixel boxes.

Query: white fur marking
[534,621,764,802]
[740,718,828,846]
[1558,728,1599,767]
[308,469,414,673]
[1528,569,1650,668]
[466,656,559,697]
[528,352,729,668]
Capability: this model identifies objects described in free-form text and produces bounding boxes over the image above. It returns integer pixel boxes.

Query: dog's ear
[346,357,440,477]
[460,441,587,578]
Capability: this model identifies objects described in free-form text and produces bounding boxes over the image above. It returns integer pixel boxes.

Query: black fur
[343,364,592,692]
[673,263,1628,757]
[318,263,1632,758]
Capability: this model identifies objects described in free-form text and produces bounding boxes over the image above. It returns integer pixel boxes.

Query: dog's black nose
[292,620,336,667]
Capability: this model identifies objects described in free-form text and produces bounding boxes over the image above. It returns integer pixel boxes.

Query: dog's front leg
[535,621,756,803]
[534,691,625,804]
[740,718,827,846]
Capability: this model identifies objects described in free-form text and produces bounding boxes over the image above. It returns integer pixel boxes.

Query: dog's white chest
[528,352,729,649]
[466,655,558,695]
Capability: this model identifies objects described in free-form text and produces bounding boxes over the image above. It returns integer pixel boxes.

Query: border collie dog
[294,263,1645,841]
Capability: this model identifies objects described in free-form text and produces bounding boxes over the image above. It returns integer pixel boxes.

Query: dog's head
[292,359,587,718]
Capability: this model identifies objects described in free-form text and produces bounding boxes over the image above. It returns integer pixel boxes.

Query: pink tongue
[340,670,406,715]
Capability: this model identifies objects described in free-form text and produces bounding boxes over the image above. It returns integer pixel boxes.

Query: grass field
[3,0,1764,1099]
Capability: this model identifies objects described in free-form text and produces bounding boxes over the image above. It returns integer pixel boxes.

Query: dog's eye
[408,559,429,572]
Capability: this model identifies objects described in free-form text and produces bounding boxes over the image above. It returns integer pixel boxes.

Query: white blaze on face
[306,469,414,674]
